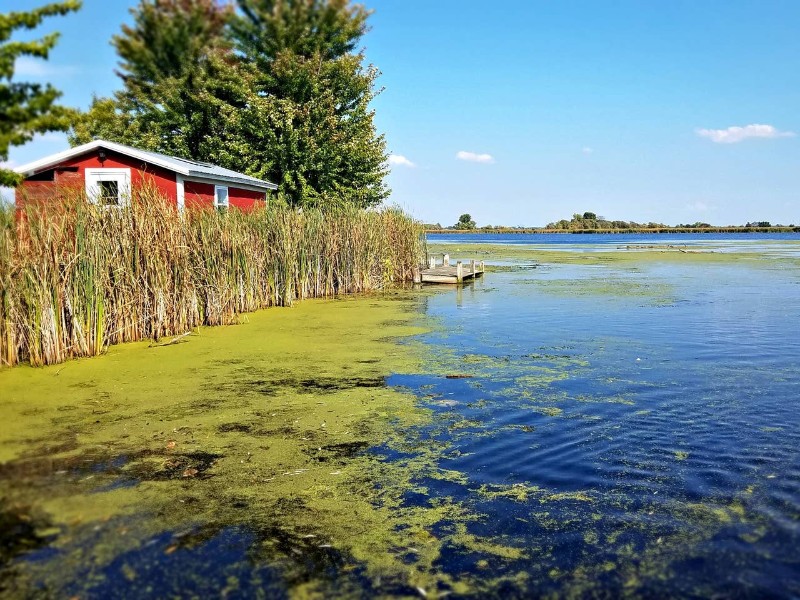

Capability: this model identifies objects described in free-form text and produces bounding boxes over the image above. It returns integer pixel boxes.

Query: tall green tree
[0,1,81,187]
[114,0,231,94]
[232,0,388,208]
[74,0,389,208]
[70,0,249,165]
[454,213,476,230]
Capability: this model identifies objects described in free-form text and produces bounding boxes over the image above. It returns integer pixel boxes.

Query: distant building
[14,139,277,210]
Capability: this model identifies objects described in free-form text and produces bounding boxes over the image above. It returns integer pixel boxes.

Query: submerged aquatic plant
[0,188,425,366]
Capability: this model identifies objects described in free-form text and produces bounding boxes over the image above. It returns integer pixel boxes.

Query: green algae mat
[0,295,505,598]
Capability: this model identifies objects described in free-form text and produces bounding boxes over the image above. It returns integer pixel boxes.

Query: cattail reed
[0,188,425,367]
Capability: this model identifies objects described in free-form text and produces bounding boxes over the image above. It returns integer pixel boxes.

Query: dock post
[428,255,436,269]
[443,254,450,266]
[470,259,476,275]
[456,261,463,283]
[479,260,485,273]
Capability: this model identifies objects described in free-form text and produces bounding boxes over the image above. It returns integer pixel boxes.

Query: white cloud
[388,154,415,168]
[14,56,79,78]
[686,201,711,212]
[456,150,494,164]
[581,146,593,155]
[696,124,795,144]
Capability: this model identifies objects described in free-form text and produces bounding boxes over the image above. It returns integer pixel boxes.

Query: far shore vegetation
[428,211,800,234]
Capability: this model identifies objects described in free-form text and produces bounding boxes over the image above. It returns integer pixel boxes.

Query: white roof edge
[14,139,192,177]
[184,173,278,191]
[14,139,278,190]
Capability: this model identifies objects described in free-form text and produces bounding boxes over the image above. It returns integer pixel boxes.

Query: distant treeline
[427,226,800,234]
[425,212,799,233]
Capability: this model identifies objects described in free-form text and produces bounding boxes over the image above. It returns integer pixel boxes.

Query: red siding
[18,148,176,210]
[184,181,214,209]
[17,147,268,212]
[18,167,83,209]
[184,180,266,211]
[17,182,59,208]
[60,149,178,202]
[229,187,267,211]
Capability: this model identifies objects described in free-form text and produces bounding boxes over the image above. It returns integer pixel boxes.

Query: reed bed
[0,189,425,367]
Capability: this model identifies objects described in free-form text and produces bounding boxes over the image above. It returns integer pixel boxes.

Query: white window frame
[85,168,132,207]
[214,185,229,209]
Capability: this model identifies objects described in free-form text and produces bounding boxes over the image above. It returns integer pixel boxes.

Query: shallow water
[403,238,800,597]
[1,236,799,598]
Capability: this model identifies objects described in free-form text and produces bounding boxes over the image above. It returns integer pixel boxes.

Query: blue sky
[5,0,800,226]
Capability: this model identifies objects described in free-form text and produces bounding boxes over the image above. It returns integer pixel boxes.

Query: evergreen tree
[73,0,389,209]
[114,0,231,94]
[70,0,248,165]
[0,1,81,187]
[235,0,369,68]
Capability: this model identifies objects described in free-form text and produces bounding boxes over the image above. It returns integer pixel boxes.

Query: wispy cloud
[686,201,712,212]
[456,150,494,164]
[14,56,79,78]
[388,154,415,168]
[581,146,593,155]
[696,124,795,144]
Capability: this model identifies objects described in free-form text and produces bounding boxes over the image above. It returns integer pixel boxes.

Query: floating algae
[0,295,511,598]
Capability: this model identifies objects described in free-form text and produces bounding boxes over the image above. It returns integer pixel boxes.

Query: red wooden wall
[183,181,266,211]
[184,181,214,209]
[18,148,267,211]
[18,149,176,209]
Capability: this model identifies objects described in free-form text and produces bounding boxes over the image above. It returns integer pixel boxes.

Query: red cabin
[14,139,277,210]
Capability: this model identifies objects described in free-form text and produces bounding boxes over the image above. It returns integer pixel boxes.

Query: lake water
[404,233,800,596]
[1,233,799,598]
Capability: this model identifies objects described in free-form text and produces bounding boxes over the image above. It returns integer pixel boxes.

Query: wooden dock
[415,254,485,284]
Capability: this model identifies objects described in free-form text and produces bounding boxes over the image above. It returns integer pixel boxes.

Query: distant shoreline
[426,227,800,235]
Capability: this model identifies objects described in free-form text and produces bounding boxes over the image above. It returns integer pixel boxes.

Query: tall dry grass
[0,188,425,367]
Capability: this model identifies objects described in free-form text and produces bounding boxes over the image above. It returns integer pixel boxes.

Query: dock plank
[419,260,485,284]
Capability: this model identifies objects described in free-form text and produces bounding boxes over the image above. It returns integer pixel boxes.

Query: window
[215,185,229,210]
[85,168,131,207]
[98,180,120,206]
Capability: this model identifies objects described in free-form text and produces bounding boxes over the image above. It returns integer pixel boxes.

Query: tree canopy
[72,0,388,209]
[0,1,81,187]
[71,1,252,169]
[454,213,476,230]
[546,212,668,230]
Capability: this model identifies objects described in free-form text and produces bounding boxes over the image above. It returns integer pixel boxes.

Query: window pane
[99,181,119,205]
[215,187,229,206]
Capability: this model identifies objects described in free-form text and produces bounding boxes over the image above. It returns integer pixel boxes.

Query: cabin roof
[14,139,278,191]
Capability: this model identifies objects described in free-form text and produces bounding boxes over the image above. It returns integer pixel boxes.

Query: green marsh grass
[0,189,424,366]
